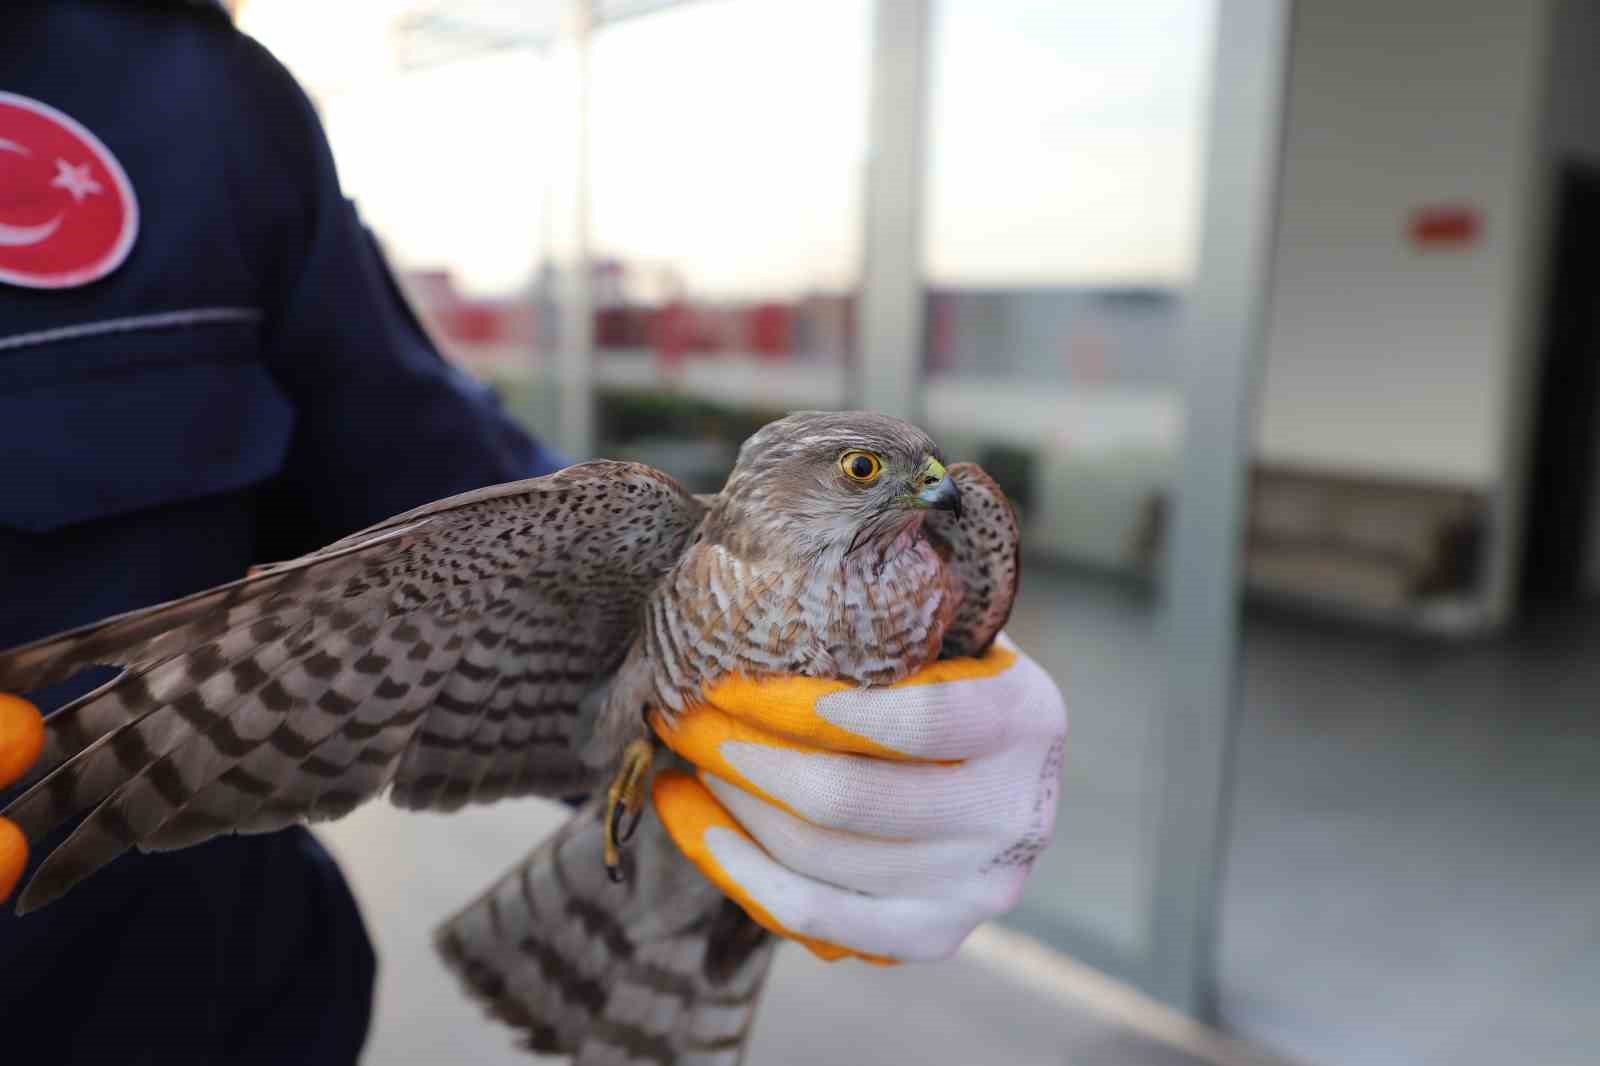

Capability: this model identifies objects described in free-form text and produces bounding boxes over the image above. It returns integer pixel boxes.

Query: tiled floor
[994,568,1600,1066]
[1220,605,1600,1066]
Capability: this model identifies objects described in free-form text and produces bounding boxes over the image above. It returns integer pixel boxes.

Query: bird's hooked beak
[908,457,962,519]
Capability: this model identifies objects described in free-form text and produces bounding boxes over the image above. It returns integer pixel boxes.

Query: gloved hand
[0,693,45,902]
[651,634,1066,964]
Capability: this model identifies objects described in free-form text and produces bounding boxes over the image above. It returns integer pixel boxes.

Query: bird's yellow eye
[840,450,883,483]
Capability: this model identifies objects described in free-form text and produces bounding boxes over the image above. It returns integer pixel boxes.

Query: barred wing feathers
[0,461,707,913]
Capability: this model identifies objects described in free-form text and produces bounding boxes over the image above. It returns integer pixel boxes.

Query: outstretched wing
[926,462,1021,658]
[1,461,708,914]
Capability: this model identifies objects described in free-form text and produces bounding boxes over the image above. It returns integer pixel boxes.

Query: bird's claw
[603,737,654,883]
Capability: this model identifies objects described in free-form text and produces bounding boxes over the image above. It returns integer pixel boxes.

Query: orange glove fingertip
[0,817,27,904]
[668,681,917,764]
[650,709,815,823]
[887,642,1018,688]
[0,693,44,789]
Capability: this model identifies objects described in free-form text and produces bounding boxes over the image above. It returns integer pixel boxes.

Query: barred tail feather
[436,799,775,1065]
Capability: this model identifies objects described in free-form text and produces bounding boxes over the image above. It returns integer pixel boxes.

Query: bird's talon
[618,800,645,845]
[608,798,629,852]
[602,737,655,883]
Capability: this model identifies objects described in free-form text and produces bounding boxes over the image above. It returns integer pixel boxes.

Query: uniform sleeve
[224,33,568,557]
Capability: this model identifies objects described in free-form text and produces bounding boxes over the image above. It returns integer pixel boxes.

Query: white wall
[1254,0,1554,622]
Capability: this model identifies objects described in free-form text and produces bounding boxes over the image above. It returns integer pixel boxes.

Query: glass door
[914,0,1292,1012]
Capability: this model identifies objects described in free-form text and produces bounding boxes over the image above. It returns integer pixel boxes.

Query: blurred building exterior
[239,1,1600,1065]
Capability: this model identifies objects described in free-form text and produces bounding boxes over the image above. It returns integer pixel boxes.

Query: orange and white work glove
[651,634,1066,964]
[0,694,45,902]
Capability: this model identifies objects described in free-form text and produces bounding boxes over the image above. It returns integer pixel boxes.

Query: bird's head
[711,411,961,563]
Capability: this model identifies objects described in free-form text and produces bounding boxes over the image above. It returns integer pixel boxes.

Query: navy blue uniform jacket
[1,3,565,1061]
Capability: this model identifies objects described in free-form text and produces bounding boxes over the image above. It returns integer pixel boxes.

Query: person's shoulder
[216,25,322,130]
[180,21,332,186]
[90,5,323,140]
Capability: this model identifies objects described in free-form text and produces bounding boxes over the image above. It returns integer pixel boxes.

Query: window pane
[240,2,554,403]
[922,0,1218,959]
[587,0,871,485]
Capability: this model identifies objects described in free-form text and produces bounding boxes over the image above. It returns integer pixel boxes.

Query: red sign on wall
[1409,204,1482,248]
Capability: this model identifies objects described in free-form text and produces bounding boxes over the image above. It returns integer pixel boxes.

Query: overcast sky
[241,0,1216,298]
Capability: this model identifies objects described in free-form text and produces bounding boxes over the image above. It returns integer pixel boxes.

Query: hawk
[0,410,1020,1064]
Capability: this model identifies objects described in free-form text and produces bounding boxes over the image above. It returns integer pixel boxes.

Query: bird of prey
[0,410,1020,1064]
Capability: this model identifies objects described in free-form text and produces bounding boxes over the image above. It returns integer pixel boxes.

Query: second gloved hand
[0,694,44,902]
[650,634,1066,964]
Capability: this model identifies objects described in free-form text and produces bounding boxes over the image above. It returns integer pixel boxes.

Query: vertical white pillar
[856,0,930,420]
[550,0,594,459]
[1150,0,1294,1017]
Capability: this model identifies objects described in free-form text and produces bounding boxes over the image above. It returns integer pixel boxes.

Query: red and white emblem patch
[0,91,138,289]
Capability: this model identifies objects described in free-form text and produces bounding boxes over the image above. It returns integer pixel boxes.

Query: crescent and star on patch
[0,91,139,290]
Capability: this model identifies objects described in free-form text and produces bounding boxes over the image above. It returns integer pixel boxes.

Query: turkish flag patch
[0,91,139,289]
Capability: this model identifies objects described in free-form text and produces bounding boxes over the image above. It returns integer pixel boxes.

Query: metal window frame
[857,0,931,421]
[548,0,596,460]
[1150,0,1294,1017]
